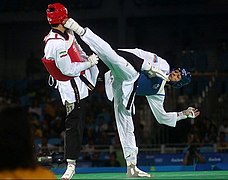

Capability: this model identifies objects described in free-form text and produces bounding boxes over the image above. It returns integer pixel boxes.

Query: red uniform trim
[42,58,72,81]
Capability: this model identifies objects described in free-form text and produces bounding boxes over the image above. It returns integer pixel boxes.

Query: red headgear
[46,3,68,25]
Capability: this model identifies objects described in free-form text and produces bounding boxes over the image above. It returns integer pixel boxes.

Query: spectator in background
[218,118,228,136]
[28,98,42,120]
[183,145,206,165]
[29,112,43,138]
[91,152,103,167]
[205,122,218,144]
[0,105,56,179]
[198,117,218,144]
[105,152,121,167]
[183,132,205,165]
[217,131,228,152]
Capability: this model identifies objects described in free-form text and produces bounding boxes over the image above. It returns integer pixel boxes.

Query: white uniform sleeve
[118,48,154,61]
[146,95,178,127]
[45,39,91,77]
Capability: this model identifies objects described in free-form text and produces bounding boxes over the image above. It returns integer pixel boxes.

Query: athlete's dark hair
[51,24,59,28]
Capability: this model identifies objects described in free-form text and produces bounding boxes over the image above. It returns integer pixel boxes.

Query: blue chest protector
[136,73,163,96]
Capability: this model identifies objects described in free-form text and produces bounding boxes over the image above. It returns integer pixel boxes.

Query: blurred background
[0,0,228,169]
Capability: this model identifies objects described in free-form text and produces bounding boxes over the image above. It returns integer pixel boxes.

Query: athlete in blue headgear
[168,68,191,88]
[63,18,200,178]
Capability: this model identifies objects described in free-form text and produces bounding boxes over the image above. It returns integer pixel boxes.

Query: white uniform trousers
[81,28,139,164]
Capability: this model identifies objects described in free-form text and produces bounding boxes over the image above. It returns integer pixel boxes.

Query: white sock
[126,155,137,166]
[66,159,76,166]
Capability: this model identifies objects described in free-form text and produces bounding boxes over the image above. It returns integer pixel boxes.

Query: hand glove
[146,66,169,81]
[63,18,85,36]
[88,54,99,66]
[183,107,200,118]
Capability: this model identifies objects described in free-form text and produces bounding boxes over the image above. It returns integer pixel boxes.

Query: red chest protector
[42,33,84,81]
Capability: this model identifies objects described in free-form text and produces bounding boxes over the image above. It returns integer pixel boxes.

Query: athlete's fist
[146,66,169,81]
[63,18,85,36]
[88,54,99,66]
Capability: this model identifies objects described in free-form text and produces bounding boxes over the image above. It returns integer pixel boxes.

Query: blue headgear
[170,68,191,88]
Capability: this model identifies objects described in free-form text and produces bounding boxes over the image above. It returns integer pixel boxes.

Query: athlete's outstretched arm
[146,95,200,127]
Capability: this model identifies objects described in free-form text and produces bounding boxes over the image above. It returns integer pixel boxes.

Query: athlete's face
[169,69,182,82]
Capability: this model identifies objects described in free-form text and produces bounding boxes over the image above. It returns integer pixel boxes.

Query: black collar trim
[52,29,69,40]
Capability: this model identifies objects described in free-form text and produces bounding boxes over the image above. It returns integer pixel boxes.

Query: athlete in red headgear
[46,3,68,25]
[42,3,99,180]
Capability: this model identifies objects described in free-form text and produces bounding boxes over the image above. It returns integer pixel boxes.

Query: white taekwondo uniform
[42,29,99,105]
[80,28,178,165]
